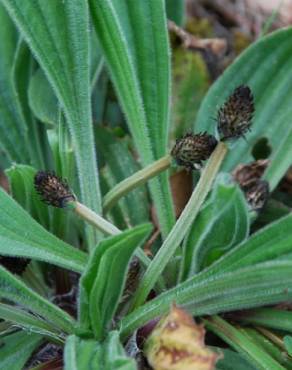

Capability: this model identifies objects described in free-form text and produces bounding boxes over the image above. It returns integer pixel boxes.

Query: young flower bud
[34,171,76,208]
[217,85,254,140]
[171,132,218,170]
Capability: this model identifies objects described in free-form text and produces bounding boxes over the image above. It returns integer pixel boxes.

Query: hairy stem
[73,202,121,236]
[103,155,172,214]
[130,142,228,310]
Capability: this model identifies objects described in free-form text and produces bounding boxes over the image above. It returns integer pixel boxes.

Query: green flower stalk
[103,132,218,213]
[34,171,120,236]
[103,155,172,214]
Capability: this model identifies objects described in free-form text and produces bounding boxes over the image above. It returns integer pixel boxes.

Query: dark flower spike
[245,179,269,212]
[171,132,218,171]
[34,171,76,208]
[217,85,254,140]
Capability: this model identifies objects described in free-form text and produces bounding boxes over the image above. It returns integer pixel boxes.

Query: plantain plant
[0,0,291,369]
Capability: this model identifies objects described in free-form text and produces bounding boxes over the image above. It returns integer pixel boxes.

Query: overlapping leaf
[121,261,292,339]
[0,187,87,273]
[0,331,42,370]
[0,266,75,334]
[79,224,151,339]
[181,174,249,279]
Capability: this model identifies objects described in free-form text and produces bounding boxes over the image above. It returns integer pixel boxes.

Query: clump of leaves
[0,1,291,369]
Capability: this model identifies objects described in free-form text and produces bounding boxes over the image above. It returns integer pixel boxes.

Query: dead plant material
[168,20,227,56]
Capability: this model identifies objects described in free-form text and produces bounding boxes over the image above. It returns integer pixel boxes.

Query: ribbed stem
[103,155,172,214]
[130,142,228,310]
[74,201,121,236]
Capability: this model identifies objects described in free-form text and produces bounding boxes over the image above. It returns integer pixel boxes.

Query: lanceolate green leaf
[0,187,87,273]
[205,316,285,370]
[181,174,249,279]
[216,349,257,370]
[102,331,136,370]
[64,335,100,370]
[0,5,30,164]
[12,39,48,169]
[0,331,42,370]
[238,308,292,334]
[6,164,50,229]
[90,0,175,238]
[121,261,292,339]
[195,27,292,191]
[79,224,152,338]
[28,68,58,127]
[1,0,101,246]
[0,266,76,334]
[166,0,186,26]
[199,212,292,278]
[64,332,136,370]
[0,303,62,340]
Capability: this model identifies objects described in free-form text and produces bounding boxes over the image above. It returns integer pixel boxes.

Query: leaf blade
[90,0,175,238]
[2,0,101,246]
[0,187,87,273]
[0,266,76,334]
[195,28,292,191]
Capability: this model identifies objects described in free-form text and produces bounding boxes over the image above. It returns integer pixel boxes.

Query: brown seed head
[34,171,76,208]
[217,85,254,140]
[232,159,269,190]
[232,160,270,211]
[245,180,269,212]
[171,132,218,170]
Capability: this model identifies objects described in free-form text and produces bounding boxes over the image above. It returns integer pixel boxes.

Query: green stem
[73,201,121,236]
[130,142,228,310]
[103,154,172,214]
[204,316,285,370]
[72,202,156,276]
[255,326,285,351]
